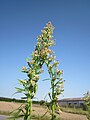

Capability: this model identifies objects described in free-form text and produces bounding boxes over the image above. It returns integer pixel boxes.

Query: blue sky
[0,0,90,100]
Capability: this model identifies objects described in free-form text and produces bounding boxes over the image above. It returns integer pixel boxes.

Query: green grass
[0,110,10,116]
[31,114,64,120]
[60,107,88,115]
[0,111,64,120]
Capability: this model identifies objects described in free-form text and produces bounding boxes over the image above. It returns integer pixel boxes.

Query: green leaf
[54,81,63,87]
[18,79,27,85]
[26,57,30,62]
[15,87,25,93]
[27,115,31,120]
[48,92,51,100]
[12,91,22,96]
[8,114,24,120]
[34,84,38,94]
[8,107,24,120]
[42,78,51,81]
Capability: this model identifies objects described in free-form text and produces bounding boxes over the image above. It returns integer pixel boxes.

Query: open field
[0,101,87,120]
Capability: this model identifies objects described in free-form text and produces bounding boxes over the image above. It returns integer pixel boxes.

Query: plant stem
[24,96,32,120]
[51,80,55,120]
[28,97,32,115]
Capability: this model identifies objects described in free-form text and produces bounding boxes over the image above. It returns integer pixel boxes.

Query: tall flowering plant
[42,23,64,120]
[10,22,64,120]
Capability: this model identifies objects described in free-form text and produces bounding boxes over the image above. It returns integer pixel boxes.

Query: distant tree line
[0,97,45,104]
[0,97,25,103]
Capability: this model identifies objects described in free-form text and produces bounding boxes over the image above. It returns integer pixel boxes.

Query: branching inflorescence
[12,22,64,120]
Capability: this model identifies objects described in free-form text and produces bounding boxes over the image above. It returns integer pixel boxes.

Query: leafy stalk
[11,22,64,120]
